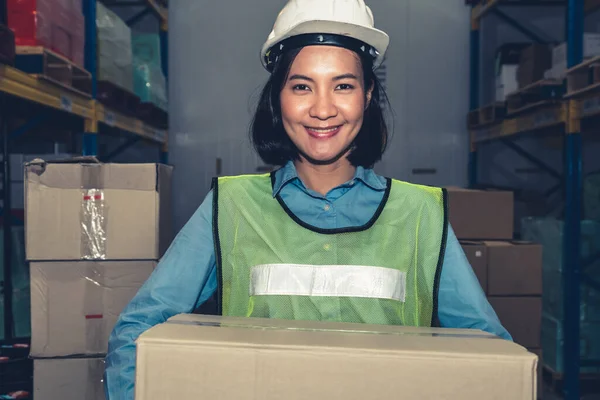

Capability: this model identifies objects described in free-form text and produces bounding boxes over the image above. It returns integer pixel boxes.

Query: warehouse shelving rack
[0,0,169,344]
[468,0,599,398]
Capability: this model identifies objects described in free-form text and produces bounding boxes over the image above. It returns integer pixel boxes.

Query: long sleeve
[437,226,512,340]
[104,191,218,400]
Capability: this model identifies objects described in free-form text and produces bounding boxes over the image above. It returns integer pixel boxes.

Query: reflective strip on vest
[250,263,406,302]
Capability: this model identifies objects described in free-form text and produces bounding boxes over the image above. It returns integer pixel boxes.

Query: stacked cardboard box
[7,0,85,66]
[517,44,552,88]
[447,188,544,395]
[97,2,134,92]
[522,217,600,375]
[25,157,173,399]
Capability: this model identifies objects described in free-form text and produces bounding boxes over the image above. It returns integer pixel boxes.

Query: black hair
[250,45,391,169]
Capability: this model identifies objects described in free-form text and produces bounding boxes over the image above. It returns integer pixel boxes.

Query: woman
[104,0,510,398]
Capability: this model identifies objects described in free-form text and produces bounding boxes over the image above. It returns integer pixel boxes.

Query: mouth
[305,125,342,139]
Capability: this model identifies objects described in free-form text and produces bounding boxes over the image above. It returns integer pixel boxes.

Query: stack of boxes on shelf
[446,187,544,393]
[6,0,85,66]
[495,43,529,102]
[521,217,600,376]
[24,157,173,399]
[97,2,134,95]
[132,34,168,112]
[495,33,600,101]
[516,44,552,88]
[546,33,600,80]
[96,2,169,120]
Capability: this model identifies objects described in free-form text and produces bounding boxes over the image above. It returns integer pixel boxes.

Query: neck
[294,158,356,196]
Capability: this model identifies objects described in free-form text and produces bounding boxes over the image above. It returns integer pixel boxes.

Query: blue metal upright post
[83,0,97,98]
[82,0,98,155]
[564,0,584,399]
[1,95,14,342]
[468,11,479,188]
[160,21,169,164]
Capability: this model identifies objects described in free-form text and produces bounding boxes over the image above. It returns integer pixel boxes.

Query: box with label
[446,188,514,240]
[30,260,155,357]
[489,296,542,348]
[460,241,487,291]
[25,157,173,260]
[135,314,538,400]
[34,357,105,400]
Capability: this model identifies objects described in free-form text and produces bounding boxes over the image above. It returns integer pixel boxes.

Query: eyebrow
[288,73,359,82]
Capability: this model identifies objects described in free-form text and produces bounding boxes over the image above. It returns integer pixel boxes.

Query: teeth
[309,127,338,133]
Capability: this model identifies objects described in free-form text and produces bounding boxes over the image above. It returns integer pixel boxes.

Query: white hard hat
[261,0,390,71]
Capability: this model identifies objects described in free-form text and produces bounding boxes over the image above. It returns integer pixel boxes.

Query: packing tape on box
[167,320,500,339]
[81,189,107,260]
[83,263,107,354]
[80,164,107,259]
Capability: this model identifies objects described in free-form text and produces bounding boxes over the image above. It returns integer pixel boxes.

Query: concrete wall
[168,0,472,231]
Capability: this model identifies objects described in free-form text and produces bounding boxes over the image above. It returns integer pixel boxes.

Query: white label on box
[476,251,482,257]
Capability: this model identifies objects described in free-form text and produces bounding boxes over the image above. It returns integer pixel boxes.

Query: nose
[309,92,338,120]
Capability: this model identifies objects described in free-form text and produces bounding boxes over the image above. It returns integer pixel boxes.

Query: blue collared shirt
[104,161,511,400]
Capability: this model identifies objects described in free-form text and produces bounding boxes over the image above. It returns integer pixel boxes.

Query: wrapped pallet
[522,217,600,374]
[96,2,133,92]
[132,34,168,111]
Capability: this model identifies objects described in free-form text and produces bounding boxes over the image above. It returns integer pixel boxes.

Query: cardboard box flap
[25,159,171,191]
[26,156,101,166]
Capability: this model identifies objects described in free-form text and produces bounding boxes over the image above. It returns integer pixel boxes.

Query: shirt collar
[272,161,387,197]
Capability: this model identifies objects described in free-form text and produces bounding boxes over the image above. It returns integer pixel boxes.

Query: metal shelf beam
[0,65,92,118]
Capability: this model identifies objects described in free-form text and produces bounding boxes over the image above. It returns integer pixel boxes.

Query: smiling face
[280,46,372,165]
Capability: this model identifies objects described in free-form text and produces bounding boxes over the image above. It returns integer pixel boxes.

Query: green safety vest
[212,173,448,327]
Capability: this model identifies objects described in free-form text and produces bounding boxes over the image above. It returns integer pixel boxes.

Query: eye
[292,84,311,91]
[336,83,355,91]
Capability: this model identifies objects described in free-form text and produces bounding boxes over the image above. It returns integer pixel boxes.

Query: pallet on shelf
[0,25,16,66]
[14,46,92,97]
[479,102,506,124]
[97,80,141,117]
[136,102,168,129]
[565,55,600,98]
[506,80,565,116]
